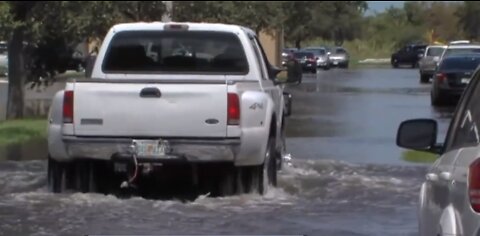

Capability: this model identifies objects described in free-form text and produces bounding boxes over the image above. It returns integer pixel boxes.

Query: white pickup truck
[47,22,301,197]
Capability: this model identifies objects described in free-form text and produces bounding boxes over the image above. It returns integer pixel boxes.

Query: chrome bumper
[62,136,241,163]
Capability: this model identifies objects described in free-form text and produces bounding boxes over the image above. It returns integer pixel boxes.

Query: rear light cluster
[469,158,480,212]
[436,73,446,83]
[63,90,74,123]
[227,93,240,125]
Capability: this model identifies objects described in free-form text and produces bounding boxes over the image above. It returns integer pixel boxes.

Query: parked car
[327,46,349,68]
[431,54,480,106]
[292,50,317,73]
[391,43,428,68]
[282,48,298,67]
[419,45,447,83]
[396,64,480,235]
[46,22,301,197]
[302,47,330,70]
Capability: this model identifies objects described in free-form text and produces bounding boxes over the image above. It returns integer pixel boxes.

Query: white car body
[398,67,480,236]
[47,22,296,196]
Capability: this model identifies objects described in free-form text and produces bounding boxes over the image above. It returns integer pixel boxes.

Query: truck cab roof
[111,22,257,38]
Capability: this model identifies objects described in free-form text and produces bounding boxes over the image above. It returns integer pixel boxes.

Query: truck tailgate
[72,81,228,137]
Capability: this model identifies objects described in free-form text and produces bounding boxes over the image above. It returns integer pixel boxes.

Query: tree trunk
[295,39,301,49]
[7,27,26,119]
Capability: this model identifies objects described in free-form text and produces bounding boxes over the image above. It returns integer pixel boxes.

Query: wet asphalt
[0,67,457,236]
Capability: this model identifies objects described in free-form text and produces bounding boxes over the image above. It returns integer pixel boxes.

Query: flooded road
[0,68,456,236]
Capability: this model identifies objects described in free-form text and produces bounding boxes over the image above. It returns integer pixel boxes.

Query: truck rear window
[102,30,249,74]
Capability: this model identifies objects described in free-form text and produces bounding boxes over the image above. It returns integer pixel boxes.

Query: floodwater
[0,68,456,236]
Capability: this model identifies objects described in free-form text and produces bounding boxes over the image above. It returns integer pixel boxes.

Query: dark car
[391,43,427,68]
[292,51,317,73]
[282,48,298,67]
[431,54,480,106]
[302,47,330,70]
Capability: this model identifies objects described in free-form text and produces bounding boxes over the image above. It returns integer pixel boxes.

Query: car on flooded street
[397,66,480,236]
[326,46,349,69]
[418,44,446,83]
[46,22,301,198]
[292,50,317,73]
[302,46,331,70]
[430,54,480,107]
[391,43,427,68]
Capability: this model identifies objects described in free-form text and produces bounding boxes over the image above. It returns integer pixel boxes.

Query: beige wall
[258,29,283,68]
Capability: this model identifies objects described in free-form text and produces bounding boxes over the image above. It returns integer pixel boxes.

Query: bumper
[437,87,465,98]
[63,136,240,163]
[301,63,316,70]
[330,60,348,66]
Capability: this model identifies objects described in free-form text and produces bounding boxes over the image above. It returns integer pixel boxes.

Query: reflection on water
[0,138,48,161]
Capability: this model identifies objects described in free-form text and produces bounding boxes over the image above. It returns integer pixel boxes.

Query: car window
[250,37,268,80]
[439,57,480,71]
[293,52,313,58]
[305,49,326,56]
[102,30,249,74]
[427,47,445,56]
[335,48,346,54]
[445,70,480,150]
[445,48,480,57]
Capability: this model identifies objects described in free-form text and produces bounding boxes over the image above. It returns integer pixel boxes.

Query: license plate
[462,78,471,84]
[133,139,169,158]
[333,61,338,65]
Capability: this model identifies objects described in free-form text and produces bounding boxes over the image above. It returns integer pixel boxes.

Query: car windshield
[444,48,480,57]
[440,56,480,71]
[304,48,326,55]
[427,47,445,56]
[102,30,249,74]
[335,48,346,54]
[293,52,314,58]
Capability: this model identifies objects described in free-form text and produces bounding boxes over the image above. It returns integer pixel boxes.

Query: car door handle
[426,173,439,182]
[439,171,452,181]
[140,87,161,98]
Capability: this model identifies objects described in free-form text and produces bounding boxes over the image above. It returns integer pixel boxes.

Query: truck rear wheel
[48,156,114,194]
[48,155,67,193]
[258,138,277,194]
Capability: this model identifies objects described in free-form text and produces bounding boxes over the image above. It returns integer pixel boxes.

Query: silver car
[303,47,331,70]
[397,66,480,236]
[327,47,349,69]
[419,45,446,83]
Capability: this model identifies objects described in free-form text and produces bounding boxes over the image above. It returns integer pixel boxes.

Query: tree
[1,1,166,119]
[456,1,480,41]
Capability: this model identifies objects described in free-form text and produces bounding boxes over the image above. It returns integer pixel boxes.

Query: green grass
[402,150,438,164]
[0,119,47,146]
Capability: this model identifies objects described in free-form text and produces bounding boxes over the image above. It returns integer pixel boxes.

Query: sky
[366,1,405,15]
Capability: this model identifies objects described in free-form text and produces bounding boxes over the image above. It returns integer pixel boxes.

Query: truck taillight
[63,90,74,123]
[227,93,240,125]
[469,158,480,212]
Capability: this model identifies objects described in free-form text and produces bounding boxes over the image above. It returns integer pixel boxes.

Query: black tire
[420,74,430,83]
[391,59,399,68]
[48,155,66,193]
[311,68,317,74]
[48,156,111,194]
[258,138,277,194]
